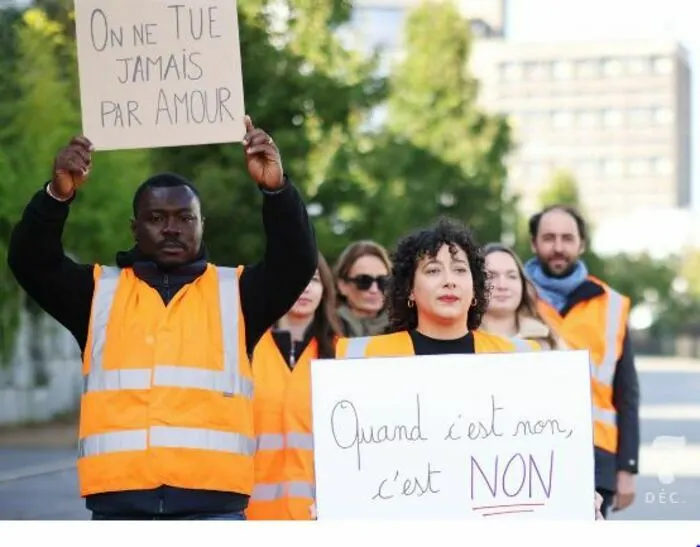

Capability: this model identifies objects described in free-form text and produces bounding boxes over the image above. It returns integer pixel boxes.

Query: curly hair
[386,217,489,333]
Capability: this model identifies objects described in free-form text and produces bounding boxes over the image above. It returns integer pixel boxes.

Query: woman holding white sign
[480,243,566,350]
[334,218,605,520]
[335,218,540,358]
[247,252,343,520]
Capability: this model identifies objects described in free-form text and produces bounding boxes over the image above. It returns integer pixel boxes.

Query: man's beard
[541,259,577,279]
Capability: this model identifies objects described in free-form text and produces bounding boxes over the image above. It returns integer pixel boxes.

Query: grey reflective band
[78,429,148,457]
[79,427,256,458]
[256,432,314,451]
[342,336,372,359]
[80,265,254,459]
[587,289,625,427]
[251,481,316,501]
[592,405,616,426]
[509,337,533,352]
[590,289,624,388]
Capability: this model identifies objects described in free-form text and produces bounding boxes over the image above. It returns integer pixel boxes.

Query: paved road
[608,359,700,520]
[0,357,698,520]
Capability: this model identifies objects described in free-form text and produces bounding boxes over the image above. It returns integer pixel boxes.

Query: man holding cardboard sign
[7,115,318,520]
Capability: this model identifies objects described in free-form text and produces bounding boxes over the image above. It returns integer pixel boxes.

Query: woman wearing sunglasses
[336,218,540,359]
[246,252,343,520]
[334,240,392,337]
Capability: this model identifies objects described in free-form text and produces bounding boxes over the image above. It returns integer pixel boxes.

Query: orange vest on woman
[536,276,630,454]
[246,331,318,520]
[335,330,540,358]
[78,264,255,497]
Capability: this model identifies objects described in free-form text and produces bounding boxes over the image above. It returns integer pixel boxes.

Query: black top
[7,177,318,518]
[408,330,475,355]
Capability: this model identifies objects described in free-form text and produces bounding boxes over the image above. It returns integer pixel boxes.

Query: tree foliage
[1,0,697,366]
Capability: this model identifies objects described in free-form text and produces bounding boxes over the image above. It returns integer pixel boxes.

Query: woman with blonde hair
[480,242,566,350]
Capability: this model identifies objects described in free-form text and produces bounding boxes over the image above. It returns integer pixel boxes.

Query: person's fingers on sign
[242,115,284,191]
[51,136,94,199]
[595,492,604,521]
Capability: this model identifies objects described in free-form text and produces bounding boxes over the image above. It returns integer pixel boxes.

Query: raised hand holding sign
[242,115,284,191]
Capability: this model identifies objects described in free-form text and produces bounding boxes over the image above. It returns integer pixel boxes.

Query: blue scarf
[524,258,588,312]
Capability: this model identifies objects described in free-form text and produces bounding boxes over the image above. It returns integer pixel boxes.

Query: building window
[575,59,598,78]
[601,58,623,77]
[628,158,650,176]
[578,159,600,177]
[652,106,673,124]
[576,110,598,128]
[652,56,674,75]
[523,61,548,80]
[552,60,573,79]
[500,62,522,82]
[602,109,624,127]
[602,159,624,177]
[629,107,651,126]
[551,110,573,128]
[627,57,649,75]
[652,157,673,175]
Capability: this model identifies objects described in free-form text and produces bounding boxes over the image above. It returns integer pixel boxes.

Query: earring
[407,299,414,308]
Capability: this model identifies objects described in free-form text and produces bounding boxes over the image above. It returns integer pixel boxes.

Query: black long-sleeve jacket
[7,176,318,517]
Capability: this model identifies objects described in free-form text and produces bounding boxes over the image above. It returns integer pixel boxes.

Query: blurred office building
[349,0,692,230]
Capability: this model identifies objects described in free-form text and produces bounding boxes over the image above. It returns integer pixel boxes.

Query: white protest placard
[74,0,246,150]
[310,350,595,520]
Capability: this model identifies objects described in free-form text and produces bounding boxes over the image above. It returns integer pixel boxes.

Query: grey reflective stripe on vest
[251,481,316,501]
[80,265,254,458]
[509,337,533,352]
[256,432,314,451]
[79,427,256,457]
[342,336,372,358]
[590,289,624,388]
[592,405,616,426]
[590,289,624,427]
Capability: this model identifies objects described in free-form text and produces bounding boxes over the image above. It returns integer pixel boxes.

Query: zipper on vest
[289,347,296,368]
[163,274,170,302]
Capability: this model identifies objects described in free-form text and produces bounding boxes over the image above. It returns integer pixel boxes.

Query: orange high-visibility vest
[536,276,630,454]
[335,329,540,358]
[246,331,318,520]
[78,264,255,497]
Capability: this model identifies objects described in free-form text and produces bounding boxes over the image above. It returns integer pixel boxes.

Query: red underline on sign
[472,503,545,510]
[481,509,536,517]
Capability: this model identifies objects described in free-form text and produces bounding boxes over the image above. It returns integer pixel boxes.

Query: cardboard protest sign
[74,0,245,150]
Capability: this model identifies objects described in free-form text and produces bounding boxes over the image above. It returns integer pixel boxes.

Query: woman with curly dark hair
[336,218,540,358]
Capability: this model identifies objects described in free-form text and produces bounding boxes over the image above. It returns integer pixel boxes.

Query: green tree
[514,167,604,276]
[538,169,581,210]
[0,7,150,365]
[149,0,385,264]
[380,0,512,244]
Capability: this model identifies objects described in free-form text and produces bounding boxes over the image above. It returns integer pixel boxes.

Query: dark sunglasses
[344,274,389,292]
